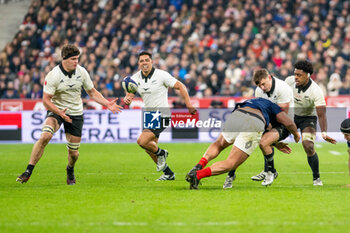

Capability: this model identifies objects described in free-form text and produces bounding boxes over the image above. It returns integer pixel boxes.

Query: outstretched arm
[316,106,336,144]
[86,88,123,113]
[123,92,135,105]
[275,142,292,154]
[276,111,300,142]
[173,81,197,114]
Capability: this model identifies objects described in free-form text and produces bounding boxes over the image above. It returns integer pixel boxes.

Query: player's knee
[137,137,142,146]
[214,139,226,151]
[137,137,147,148]
[67,142,80,151]
[69,150,79,160]
[259,141,269,151]
[302,142,314,155]
[304,147,314,156]
[39,132,53,145]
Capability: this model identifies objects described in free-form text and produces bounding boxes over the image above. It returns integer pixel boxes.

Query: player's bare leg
[203,134,232,162]
[187,134,232,187]
[210,146,249,175]
[29,118,59,165]
[137,130,174,180]
[137,130,158,153]
[188,134,232,174]
[137,130,160,164]
[301,127,322,185]
[187,146,248,189]
[145,150,158,163]
[187,133,231,187]
[258,130,280,186]
[65,133,81,185]
[16,117,59,183]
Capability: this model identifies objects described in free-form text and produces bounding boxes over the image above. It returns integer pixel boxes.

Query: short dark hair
[61,44,80,60]
[253,69,269,85]
[137,51,152,61]
[294,60,313,75]
[340,118,350,134]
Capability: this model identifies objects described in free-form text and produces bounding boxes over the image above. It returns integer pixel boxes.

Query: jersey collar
[296,78,312,93]
[141,67,155,82]
[59,63,76,78]
[265,76,276,97]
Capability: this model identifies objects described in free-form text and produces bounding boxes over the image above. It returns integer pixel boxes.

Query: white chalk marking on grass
[329,150,342,156]
[85,171,347,175]
[275,171,347,174]
[2,221,349,227]
[315,143,323,148]
[1,171,348,176]
[112,222,148,226]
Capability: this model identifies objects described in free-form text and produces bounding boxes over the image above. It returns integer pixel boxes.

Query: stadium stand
[0,0,349,99]
[0,0,31,51]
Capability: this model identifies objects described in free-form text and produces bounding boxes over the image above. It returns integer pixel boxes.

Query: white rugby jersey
[255,76,294,118]
[44,64,94,115]
[285,76,326,116]
[131,68,177,117]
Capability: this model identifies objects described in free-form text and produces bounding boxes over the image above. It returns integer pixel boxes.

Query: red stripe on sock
[197,167,212,180]
[198,157,208,168]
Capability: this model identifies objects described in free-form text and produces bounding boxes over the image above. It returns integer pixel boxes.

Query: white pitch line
[329,150,342,156]
[1,220,349,227]
[1,171,348,176]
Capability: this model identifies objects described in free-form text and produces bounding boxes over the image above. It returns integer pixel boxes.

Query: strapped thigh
[42,125,55,135]
[301,132,316,142]
[66,142,80,151]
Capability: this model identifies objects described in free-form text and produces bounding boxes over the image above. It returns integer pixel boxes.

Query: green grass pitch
[0,142,349,233]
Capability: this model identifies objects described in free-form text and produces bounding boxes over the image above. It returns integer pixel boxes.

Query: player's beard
[295,80,302,87]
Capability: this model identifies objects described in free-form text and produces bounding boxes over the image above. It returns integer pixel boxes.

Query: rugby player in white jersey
[124,51,197,181]
[16,44,123,185]
[223,68,294,188]
[285,60,336,186]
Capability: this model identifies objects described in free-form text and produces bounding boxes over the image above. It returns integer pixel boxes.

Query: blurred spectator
[0,80,6,97]
[210,100,224,108]
[327,73,342,96]
[339,71,350,95]
[2,82,20,99]
[0,0,349,99]
[26,83,43,99]
[112,81,124,97]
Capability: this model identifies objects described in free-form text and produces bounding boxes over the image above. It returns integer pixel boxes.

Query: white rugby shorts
[221,110,265,155]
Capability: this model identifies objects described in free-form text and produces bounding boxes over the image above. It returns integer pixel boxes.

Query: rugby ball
[122,76,138,94]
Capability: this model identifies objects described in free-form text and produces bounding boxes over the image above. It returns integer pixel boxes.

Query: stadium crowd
[0,0,350,100]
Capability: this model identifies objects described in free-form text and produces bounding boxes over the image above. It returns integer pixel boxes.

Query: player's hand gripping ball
[122,76,138,94]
